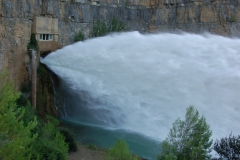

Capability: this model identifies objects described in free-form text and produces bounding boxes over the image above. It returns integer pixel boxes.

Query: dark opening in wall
[40,51,52,58]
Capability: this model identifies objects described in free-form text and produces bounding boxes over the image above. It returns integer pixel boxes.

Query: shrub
[58,127,78,152]
[30,122,69,160]
[213,134,240,160]
[108,17,125,32]
[229,16,236,23]
[37,65,47,79]
[74,31,85,42]
[125,0,129,6]
[88,143,97,150]
[92,20,108,37]
[92,17,125,37]
[105,139,138,160]
[0,71,38,160]
[0,70,71,160]
[16,94,29,106]
[27,33,38,51]
[158,106,213,160]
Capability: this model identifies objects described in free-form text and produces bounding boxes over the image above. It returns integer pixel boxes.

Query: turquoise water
[61,117,160,160]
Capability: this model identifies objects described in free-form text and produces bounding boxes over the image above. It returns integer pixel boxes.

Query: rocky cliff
[0,0,239,111]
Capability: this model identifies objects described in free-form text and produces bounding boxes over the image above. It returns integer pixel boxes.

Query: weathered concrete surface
[0,0,239,98]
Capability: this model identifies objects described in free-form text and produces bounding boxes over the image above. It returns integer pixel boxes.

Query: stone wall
[0,0,240,90]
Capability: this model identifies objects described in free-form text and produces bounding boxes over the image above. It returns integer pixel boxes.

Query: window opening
[39,34,53,41]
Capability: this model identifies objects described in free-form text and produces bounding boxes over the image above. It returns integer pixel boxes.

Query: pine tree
[0,71,38,159]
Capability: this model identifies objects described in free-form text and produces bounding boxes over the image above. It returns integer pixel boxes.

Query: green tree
[158,106,212,160]
[0,71,38,160]
[105,139,138,160]
[213,134,240,160]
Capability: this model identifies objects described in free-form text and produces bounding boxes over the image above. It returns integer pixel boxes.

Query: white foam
[42,32,240,141]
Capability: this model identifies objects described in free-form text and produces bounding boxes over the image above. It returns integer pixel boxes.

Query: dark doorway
[40,51,52,58]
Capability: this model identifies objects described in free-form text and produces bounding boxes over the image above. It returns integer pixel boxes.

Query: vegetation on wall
[37,65,47,84]
[27,33,38,51]
[36,64,59,119]
[158,106,213,160]
[229,15,236,22]
[125,0,130,6]
[74,31,85,42]
[92,17,125,37]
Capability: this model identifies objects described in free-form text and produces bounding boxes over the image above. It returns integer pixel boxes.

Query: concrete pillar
[29,49,37,110]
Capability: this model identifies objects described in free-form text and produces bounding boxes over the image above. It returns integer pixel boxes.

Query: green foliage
[92,20,108,37]
[37,65,47,88]
[30,122,69,160]
[229,16,236,22]
[125,0,129,6]
[108,17,125,33]
[213,134,240,159]
[105,139,138,160]
[0,71,38,160]
[58,127,78,152]
[37,65,47,79]
[20,81,31,93]
[158,106,212,160]
[46,114,60,126]
[74,31,85,42]
[27,33,38,51]
[16,94,29,107]
[158,153,177,160]
[88,143,97,150]
[0,70,71,160]
[92,17,125,37]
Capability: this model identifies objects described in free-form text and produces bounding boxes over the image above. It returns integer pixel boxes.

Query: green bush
[16,94,29,107]
[37,65,47,78]
[125,0,129,6]
[92,20,108,37]
[92,17,125,37]
[30,122,69,160]
[108,17,125,32]
[0,70,71,160]
[105,139,138,160]
[27,33,38,51]
[0,71,38,160]
[158,106,213,160]
[74,31,85,42]
[88,143,97,150]
[229,16,236,22]
[58,127,78,152]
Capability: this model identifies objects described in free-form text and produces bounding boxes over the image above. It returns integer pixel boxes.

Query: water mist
[42,32,240,142]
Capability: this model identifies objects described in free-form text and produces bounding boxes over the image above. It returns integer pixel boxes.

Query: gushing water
[42,32,240,141]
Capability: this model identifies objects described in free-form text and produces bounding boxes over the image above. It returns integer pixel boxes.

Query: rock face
[0,0,239,112]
